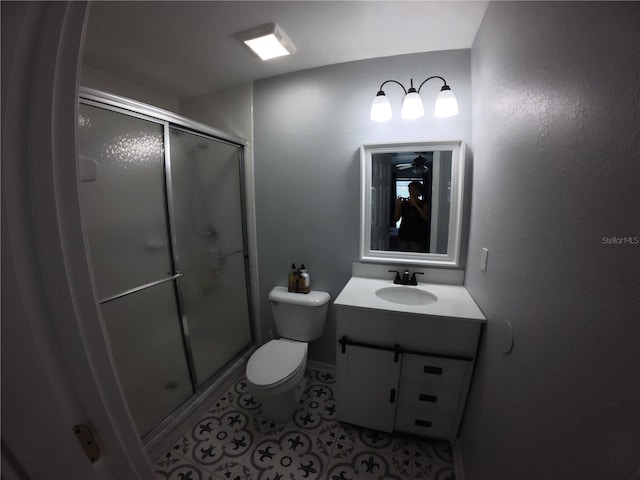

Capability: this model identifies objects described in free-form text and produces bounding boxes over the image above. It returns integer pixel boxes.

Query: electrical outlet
[480,248,489,272]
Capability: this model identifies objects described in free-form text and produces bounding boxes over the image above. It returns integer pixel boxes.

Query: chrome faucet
[389,270,424,285]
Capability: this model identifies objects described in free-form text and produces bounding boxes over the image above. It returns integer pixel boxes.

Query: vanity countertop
[334,276,486,321]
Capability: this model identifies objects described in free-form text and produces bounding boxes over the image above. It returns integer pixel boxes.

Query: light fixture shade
[434,86,459,118]
[401,91,425,119]
[370,92,392,121]
[241,23,295,61]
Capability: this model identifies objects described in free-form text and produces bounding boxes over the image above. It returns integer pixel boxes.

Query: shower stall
[78,89,253,438]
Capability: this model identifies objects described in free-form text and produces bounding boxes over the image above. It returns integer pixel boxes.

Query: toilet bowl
[246,339,308,422]
[245,286,330,422]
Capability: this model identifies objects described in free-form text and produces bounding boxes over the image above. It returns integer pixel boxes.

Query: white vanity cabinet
[334,280,485,443]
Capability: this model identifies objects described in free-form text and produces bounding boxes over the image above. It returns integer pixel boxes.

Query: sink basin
[375,287,438,306]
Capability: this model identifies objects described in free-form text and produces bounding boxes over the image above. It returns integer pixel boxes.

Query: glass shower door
[168,128,252,385]
[79,104,193,436]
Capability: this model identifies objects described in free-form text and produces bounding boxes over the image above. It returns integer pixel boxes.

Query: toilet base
[257,377,307,423]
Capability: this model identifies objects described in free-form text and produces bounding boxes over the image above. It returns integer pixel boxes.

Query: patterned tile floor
[153,369,456,480]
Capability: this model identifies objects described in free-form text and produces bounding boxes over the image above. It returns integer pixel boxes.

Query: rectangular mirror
[360,141,465,267]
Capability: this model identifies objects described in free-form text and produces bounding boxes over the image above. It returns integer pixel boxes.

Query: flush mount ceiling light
[370,76,459,121]
[239,23,296,61]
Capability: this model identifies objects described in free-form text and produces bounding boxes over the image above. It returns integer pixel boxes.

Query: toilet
[246,286,331,422]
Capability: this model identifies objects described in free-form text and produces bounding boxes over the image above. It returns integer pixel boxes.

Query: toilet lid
[246,339,307,386]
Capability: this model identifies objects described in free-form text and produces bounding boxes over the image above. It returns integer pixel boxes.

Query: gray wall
[253,50,472,364]
[462,2,640,479]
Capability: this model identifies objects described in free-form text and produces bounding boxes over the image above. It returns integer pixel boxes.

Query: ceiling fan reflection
[395,154,429,173]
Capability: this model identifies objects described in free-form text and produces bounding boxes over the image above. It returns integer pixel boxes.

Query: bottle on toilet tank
[288,263,297,292]
[299,264,310,294]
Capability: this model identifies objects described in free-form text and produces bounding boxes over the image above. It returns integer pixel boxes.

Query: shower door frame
[78,87,255,439]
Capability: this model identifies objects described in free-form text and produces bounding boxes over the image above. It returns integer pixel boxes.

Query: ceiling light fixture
[370,76,459,121]
[240,23,296,61]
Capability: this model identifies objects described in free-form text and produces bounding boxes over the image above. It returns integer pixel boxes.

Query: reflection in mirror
[360,141,465,267]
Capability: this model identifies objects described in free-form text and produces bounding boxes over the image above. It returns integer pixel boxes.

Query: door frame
[2,2,155,477]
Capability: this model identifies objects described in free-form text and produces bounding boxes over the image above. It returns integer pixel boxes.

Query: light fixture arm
[377,76,450,94]
[416,75,449,93]
[376,79,408,95]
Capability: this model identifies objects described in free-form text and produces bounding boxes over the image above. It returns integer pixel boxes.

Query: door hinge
[73,424,100,464]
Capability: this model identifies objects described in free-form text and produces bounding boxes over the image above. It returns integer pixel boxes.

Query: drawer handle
[390,388,396,404]
[419,394,438,403]
[414,419,432,428]
[423,365,443,375]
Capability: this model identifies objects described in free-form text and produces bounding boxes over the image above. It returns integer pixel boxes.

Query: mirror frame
[359,140,465,267]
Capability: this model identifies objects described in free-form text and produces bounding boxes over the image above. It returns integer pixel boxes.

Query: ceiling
[82,1,488,101]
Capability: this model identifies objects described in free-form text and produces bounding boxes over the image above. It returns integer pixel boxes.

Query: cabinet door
[336,345,401,432]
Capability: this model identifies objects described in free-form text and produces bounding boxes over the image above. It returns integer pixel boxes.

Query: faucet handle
[409,272,424,285]
[388,270,402,284]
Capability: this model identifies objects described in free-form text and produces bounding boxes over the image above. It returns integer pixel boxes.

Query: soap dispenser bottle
[288,263,297,292]
[299,264,310,294]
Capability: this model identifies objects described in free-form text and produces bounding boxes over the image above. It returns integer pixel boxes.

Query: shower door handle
[99,272,184,304]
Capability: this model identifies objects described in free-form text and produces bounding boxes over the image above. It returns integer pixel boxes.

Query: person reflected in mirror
[394,181,429,252]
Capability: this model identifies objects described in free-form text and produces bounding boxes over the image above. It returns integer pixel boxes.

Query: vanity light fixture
[240,23,296,61]
[370,76,459,121]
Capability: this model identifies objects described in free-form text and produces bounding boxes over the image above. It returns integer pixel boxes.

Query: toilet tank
[269,286,331,341]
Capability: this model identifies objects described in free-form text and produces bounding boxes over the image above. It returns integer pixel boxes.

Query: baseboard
[452,440,465,480]
[307,359,335,375]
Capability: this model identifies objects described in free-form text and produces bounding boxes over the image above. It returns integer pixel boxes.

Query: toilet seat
[246,339,307,388]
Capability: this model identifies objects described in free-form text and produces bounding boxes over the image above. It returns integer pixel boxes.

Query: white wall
[463,2,640,479]
[252,49,472,364]
[180,83,252,141]
[81,65,179,112]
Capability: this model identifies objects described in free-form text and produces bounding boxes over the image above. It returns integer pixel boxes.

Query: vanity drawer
[401,354,468,387]
[394,408,455,440]
[397,381,461,415]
